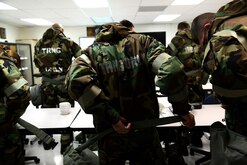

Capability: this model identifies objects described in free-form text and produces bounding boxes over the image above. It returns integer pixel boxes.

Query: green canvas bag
[210,121,247,165]
[63,144,99,165]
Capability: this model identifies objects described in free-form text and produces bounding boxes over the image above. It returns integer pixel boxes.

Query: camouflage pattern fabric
[166,30,202,70]
[34,28,81,153]
[0,47,30,165]
[66,22,190,164]
[66,23,189,124]
[203,0,247,136]
[34,27,82,107]
[34,28,82,78]
[63,145,99,165]
[41,83,74,107]
[166,29,204,104]
[98,128,166,165]
[209,0,247,37]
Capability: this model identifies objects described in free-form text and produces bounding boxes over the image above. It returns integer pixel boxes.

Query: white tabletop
[70,98,225,130]
[70,110,94,129]
[158,97,181,127]
[191,104,225,126]
[20,102,81,129]
[158,104,225,127]
[70,97,173,129]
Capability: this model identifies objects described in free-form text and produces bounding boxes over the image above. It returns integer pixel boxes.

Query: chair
[189,131,211,165]
[28,81,44,146]
[23,136,40,164]
[190,144,211,165]
[203,92,220,104]
[25,154,40,164]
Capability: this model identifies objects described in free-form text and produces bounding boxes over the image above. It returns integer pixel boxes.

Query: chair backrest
[203,93,220,104]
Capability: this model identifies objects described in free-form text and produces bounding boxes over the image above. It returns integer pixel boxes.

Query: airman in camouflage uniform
[191,0,247,164]
[66,22,195,165]
[0,45,30,165]
[34,23,82,108]
[165,21,205,162]
[166,21,205,108]
[34,23,82,153]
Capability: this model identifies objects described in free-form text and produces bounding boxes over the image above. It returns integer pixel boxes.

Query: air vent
[138,6,167,12]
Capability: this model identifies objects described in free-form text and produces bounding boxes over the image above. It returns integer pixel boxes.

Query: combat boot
[165,142,187,165]
[178,130,190,156]
[60,132,74,154]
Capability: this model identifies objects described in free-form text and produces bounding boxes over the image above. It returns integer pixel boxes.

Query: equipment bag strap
[42,75,66,84]
[18,118,58,149]
[4,78,28,97]
[78,116,182,150]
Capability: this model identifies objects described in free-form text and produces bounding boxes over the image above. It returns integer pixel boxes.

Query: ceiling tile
[0,0,234,27]
[52,8,86,18]
[82,8,111,18]
[108,0,141,7]
[138,6,167,12]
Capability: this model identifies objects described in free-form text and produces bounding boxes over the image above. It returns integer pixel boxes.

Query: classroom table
[191,104,225,126]
[157,103,225,131]
[19,101,81,134]
[18,98,225,134]
[70,97,225,132]
[70,97,174,131]
[69,108,94,132]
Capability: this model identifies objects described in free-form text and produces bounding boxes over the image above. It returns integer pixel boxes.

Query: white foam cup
[59,102,71,115]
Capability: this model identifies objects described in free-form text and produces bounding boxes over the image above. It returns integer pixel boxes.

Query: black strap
[78,116,182,150]
[18,118,58,149]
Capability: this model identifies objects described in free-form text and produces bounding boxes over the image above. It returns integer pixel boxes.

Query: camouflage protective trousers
[224,101,247,136]
[0,142,24,165]
[98,127,166,165]
[0,125,24,165]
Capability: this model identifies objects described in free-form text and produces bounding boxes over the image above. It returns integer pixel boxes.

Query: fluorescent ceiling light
[171,0,205,5]
[21,18,53,26]
[91,17,113,24]
[73,0,108,8]
[154,14,180,22]
[0,2,17,10]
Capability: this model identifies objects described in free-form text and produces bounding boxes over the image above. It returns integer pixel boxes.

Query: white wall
[17,26,87,45]
[0,23,19,43]
[0,22,178,47]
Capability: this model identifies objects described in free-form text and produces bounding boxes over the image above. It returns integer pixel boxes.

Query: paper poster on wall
[79,37,95,50]
[0,27,6,39]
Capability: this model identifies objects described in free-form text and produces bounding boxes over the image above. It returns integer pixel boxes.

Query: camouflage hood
[42,27,66,41]
[95,23,129,43]
[177,29,193,40]
[42,28,57,41]
[0,47,16,64]
[210,0,247,35]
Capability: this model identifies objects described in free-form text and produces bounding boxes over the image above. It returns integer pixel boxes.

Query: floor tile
[24,133,211,165]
